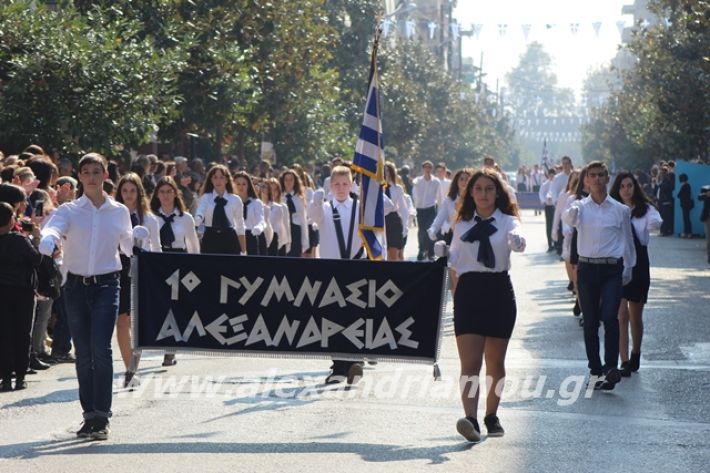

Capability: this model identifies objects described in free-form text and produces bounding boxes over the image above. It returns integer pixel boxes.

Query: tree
[0,1,185,157]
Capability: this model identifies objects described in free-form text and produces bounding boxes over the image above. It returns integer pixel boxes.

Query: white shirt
[449,209,524,275]
[563,194,636,269]
[539,179,553,206]
[41,194,133,277]
[548,171,571,203]
[429,196,457,235]
[262,204,274,247]
[630,205,663,246]
[438,178,451,206]
[308,196,364,260]
[552,192,574,242]
[158,209,200,253]
[243,198,267,235]
[282,192,309,251]
[386,183,410,237]
[268,201,291,250]
[412,175,441,208]
[194,191,246,235]
[131,212,162,252]
[531,171,543,188]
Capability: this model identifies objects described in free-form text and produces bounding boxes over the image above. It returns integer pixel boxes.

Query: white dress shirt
[281,192,309,251]
[412,175,441,208]
[539,179,553,206]
[631,205,663,246]
[262,204,274,246]
[133,212,162,252]
[563,194,637,269]
[308,196,365,260]
[269,201,291,250]
[158,209,200,253]
[386,183,410,237]
[531,171,543,189]
[41,194,133,277]
[449,209,524,275]
[404,194,416,226]
[438,178,451,206]
[551,192,573,242]
[243,198,267,235]
[429,196,457,235]
[548,171,571,203]
[194,191,246,235]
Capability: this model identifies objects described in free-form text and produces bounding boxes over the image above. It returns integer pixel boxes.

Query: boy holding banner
[309,166,367,384]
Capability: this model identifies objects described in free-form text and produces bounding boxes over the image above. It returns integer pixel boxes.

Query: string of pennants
[518,131,583,143]
[382,19,647,41]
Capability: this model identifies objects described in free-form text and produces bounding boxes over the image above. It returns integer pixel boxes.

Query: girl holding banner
[449,168,526,443]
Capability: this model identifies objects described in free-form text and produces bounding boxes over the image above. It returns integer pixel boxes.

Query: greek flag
[351,35,386,261]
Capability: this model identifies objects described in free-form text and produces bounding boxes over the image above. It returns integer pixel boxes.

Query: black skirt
[307,224,319,251]
[201,227,241,254]
[288,223,302,257]
[454,272,517,338]
[246,230,268,256]
[267,234,287,256]
[385,212,405,250]
[119,254,131,315]
[622,243,650,303]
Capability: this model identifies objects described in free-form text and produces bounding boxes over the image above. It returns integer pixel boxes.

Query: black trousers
[659,201,674,235]
[682,208,692,235]
[416,206,437,260]
[544,205,555,249]
[0,286,35,381]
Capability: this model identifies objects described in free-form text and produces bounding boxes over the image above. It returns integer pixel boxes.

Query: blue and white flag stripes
[351,31,386,261]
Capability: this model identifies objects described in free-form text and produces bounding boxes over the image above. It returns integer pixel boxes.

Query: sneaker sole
[456,418,481,442]
[91,431,109,441]
[486,430,505,437]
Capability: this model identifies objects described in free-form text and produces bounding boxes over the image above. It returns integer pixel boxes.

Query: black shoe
[77,419,95,438]
[483,414,505,437]
[456,416,481,442]
[567,281,574,292]
[25,369,37,375]
[346,363,364,385]
[598,368,622,391]
[1,380,12,392]
[324,372,346,384]
[162,354,177,366]
[573,300,581,316]
[620,362,632,377]
[29,356,50,371]
[38,353,59,365]
[14,378,27,390]
[123,371,138,389]
[547,246,555,252]
[91,417,110,441]
[630,352,641,372]
[52,353,76,363]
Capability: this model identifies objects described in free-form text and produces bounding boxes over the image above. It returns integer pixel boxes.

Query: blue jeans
[577,262,622,375]
[51,290,73,356]
[64,277,120,419]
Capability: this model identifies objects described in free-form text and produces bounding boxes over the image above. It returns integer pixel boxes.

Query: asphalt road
[1,210,709,473]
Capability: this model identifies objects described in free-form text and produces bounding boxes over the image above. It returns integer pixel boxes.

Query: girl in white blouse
[150,177,200,254]
[448,168,526,443]
[384,162,410,261]
[428,168,472,292]
[266,177,291,256]
[115,173,162,387]
[610,172,663,376]
[194,165,246,255]
[279,169,309,257]
[234,171,267,255]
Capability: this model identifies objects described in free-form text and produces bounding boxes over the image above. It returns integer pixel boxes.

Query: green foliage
[0,1,185,157]
[581,0,710,167]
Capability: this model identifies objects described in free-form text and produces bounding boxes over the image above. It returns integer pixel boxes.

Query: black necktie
[286,194,296,215]
[243,199,249,221]
[130,212,139,228]
[212,196,229,230]
[385,186,391,198]
[160,213,176,248]
[460,216,498,269]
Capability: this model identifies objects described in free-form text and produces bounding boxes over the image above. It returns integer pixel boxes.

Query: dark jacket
[0,231,43,289]
[678,182,693,210]
[658,177,674,203]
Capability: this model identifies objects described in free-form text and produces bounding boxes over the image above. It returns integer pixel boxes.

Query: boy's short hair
[585,161,608,173]
[0,201,14,227]
[78,153,107,173]
[421,160,433,168]
[330,165,352,181]
[56,176,78,189]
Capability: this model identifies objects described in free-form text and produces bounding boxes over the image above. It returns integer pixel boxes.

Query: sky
[453,0,631,101]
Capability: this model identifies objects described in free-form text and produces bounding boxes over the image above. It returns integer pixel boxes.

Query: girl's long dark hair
[610,171,654,218]
[116,172,150,224]
[279,169,304,197]
[456,168,519,221]
[447,168,473,200]
[233,171,258,199]
[201,165,234,195]
[150,176,186,216]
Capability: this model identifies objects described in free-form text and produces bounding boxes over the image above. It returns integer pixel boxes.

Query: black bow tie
[460,215,498,269]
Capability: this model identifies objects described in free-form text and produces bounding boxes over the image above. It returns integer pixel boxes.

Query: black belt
[205,227,234,235]
[67,271,121,286]
[578,256,622,265]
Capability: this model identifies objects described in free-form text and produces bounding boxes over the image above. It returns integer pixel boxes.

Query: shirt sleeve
[621,206,637,269]
[232,195,245,236]
[252,200,267,235]
[646,205,663,233]
[40,203,71,244]
[194,194,208,227]
[147,214,162,252]
[183,213,201,254]
[307,199,325,227]
[562,200,581,227]
[118,207,134,257]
